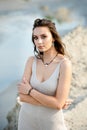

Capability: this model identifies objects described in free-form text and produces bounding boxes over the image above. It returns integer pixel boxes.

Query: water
[0,12,85,93]
[0,13,37,93]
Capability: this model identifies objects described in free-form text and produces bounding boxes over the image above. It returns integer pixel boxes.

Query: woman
[18,18,72,130]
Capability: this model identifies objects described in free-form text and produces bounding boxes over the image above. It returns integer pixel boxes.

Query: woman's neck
[43,48,58,62]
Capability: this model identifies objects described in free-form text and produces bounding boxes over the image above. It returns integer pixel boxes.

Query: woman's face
[33,27,54,52]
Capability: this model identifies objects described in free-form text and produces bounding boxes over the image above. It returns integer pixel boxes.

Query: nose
[37,38,43,44]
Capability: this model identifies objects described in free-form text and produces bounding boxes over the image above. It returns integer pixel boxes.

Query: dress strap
[58,58,68,77]
[32,57,36,72]
[59,58,67,66]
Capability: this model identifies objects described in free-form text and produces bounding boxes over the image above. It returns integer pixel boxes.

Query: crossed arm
[18,56,72,110]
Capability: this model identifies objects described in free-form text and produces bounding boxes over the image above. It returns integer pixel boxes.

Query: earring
[52,42,54,46]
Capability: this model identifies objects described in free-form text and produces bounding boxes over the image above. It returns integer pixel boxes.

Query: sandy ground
[64,98,87,130]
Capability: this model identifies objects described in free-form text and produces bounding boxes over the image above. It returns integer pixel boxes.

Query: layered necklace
[42,53,58,67]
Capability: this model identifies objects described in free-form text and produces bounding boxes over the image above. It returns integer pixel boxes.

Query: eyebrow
[33,34,47,37]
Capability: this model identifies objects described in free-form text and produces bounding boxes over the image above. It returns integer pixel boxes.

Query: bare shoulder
[26,56,35,66]
[22,56,35,81]
[62,58,72,67]
[60,58,72,72]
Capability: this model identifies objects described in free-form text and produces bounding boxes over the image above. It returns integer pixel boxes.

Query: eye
[41,35,47,39]
[33,36,38,40]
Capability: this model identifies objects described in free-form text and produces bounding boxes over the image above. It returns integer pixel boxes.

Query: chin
[38,48,44,52]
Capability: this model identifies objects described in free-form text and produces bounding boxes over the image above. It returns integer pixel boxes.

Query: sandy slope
[64,98,87,130]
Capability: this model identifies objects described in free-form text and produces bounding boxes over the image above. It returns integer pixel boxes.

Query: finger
[62,104,67,109]
[23,77,28,83]
[66,99,72,102]
[63,106,69,109]
[65,99,73,104]
[66,102,72,105]
[67,100,73,104]
[63,102,71,109]
[68,99,73,102]
[18,82,25,87]
[63,103,70,109]
[21,77,26,83]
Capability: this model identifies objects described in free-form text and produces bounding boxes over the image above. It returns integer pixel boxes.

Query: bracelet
[28,88,33,95]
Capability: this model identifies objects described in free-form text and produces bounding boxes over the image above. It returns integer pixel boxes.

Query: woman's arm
[18,59,72,109]
[18,94,41,106]
[29,59,72,109]
[18,93,72,109]
[18,56,42,106]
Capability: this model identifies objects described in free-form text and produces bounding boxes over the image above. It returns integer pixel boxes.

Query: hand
[18,77,31,95]
[62,99,73,109]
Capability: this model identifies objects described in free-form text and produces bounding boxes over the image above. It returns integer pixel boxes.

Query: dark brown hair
[32,18,66,58]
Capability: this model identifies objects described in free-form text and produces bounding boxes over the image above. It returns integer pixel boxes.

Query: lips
[38,46,44,49]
